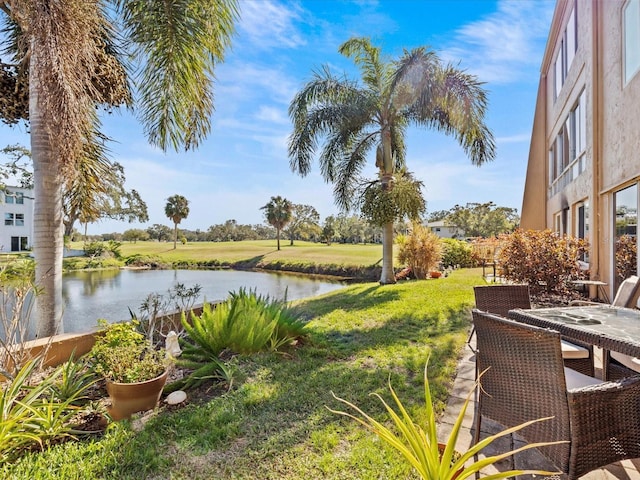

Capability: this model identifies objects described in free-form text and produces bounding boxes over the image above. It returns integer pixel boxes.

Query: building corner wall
[520,77,548,230]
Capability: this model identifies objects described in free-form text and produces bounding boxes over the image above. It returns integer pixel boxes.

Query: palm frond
[119,0,238,151]
[406,63,496,166]
[333,130,378,211]
[390,47,441,110]
[288,69,374,179]
[339,37,392,96]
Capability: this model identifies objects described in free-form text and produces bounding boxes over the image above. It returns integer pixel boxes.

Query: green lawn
[2,268,482,479]
[84,240,387,266]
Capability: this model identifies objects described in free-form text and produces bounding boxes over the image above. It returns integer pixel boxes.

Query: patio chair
[472,309,640,479]
[471,285,593,375]
[570,275,640,379]
[570,275,640,308]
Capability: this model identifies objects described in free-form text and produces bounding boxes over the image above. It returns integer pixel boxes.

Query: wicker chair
[472,309,640,479]
[472,284,594,376]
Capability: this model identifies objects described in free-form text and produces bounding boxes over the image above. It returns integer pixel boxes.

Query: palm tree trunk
[379,127,397,285]
[276,228,281,250]
[173,223,177,249]
[379,221,396,284]
[31,48,65,338]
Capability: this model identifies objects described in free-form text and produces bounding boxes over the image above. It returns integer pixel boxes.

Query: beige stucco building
[521,0,640,296]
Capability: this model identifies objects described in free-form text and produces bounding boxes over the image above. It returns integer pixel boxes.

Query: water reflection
[60,269,343,334]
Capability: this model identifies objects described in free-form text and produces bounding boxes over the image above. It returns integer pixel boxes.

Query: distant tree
[0,145,33,188]
[261,196,293,251]
[289,37,495,284]
[165,195,190,249]
[122,228,150,243]
[427,210,450,222]
[446,202,519,238]
[321,216,336,245]
[284,204,320,245]
[146,224,172,242]
[63,160,148,237]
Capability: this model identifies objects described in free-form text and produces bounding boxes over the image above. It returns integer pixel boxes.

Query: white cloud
[441,0,555,84]
[496,133,531,144]
[217,61,298,105]
[237,0,306,49]
[254,105,289,125]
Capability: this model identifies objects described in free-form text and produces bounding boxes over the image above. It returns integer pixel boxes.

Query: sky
[0,0,556,235]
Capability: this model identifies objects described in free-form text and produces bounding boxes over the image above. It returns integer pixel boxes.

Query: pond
[59,269,345,334]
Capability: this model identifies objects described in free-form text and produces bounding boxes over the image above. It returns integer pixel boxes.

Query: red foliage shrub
[498,229,589,294]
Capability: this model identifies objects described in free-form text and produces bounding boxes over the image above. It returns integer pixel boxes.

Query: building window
[625,0,640,84]
[15,214,24,227]
[576,200,589,262]
[549,90,587,195]
[14,192,23,205]
[554,2,578,99]
[614,184,638,289]
[4,192,14,204]
[4,213,13,226]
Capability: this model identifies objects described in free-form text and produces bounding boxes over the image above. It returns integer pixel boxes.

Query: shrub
[615,234,637,283]
[396,223,442,279]
[440,238,474,268]
[498,229,589,294]
[88,320,166,383]
[172,289,307,391]
[0,261,40,376]
[83,241,107,257]
[0,359,91,463]
[182,288,306,357]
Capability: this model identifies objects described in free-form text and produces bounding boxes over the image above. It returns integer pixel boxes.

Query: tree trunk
[276,228,281,250]
[379,221,396,284]
[379,125,396,285]
[173,223,177,249]
[31,48,65,338]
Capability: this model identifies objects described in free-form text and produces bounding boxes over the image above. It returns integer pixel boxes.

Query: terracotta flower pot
[106,370,168,421]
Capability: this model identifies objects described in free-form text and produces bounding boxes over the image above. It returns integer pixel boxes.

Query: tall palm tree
[289,37,496,284]
[261,196,293,251]
[0,0,238,336]
[165,195,190,250]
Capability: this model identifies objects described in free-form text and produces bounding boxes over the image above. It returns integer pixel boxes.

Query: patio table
[508,305,640,379]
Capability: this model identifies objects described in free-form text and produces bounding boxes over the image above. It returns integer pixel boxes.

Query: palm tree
[261,196,293,251]
[0,1,238,336]
[165,195,190,249]
[289,37,496,284]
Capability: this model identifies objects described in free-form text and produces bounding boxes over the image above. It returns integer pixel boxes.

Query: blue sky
[0,0,556,235]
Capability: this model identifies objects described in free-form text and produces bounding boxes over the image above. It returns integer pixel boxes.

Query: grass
[73,239,386,267]
[1,268,481,479]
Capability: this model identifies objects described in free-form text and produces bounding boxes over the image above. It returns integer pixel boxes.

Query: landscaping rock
[166,390,187,405]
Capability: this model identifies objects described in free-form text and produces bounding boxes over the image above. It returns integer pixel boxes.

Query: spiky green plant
[0,358,94,463]
[50,352,99,406]
[329,361,564,480]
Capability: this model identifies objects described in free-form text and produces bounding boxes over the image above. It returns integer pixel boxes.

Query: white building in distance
[0,186,34,252]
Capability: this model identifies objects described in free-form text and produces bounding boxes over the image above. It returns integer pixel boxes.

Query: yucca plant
[0,358,92,463]
[50,352,99,406]
[329,361,564,480]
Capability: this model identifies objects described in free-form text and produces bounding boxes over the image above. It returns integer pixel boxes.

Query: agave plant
[328,360,564,480]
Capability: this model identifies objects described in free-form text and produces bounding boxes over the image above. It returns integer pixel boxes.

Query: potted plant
[430,271,442,279]
[328,360,564,480]
[88,319,169,420]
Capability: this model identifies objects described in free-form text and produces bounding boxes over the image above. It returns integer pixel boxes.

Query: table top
[570,280,608,286]
[508,305,640,357]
